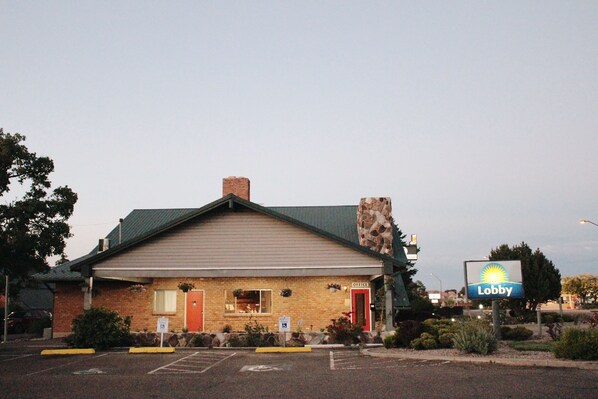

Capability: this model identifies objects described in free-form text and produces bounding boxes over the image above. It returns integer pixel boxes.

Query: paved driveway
[1,348,597,398]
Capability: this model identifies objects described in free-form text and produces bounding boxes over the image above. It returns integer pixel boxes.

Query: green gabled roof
[269,205,359,244]
[36,194,408,280]
[94,208,198,252]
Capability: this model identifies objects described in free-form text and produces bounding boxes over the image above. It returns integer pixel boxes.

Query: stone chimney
[222,176,250,201]
[357,197,394,256]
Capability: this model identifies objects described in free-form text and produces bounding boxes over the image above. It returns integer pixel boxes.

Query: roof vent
[98,238,110,253]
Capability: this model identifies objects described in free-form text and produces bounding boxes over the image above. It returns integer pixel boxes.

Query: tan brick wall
[53,276,372,334]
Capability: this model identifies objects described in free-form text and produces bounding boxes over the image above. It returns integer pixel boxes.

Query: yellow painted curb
[255,347,312,353]
[129,347,176,354]
[41,349,95,356]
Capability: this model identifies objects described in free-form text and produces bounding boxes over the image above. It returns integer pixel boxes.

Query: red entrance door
[351,289,371,332]
[185,291,204,332]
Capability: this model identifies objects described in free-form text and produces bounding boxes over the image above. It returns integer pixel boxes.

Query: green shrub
[422,318,452,336]
[453,319,497,355]
[383,334,396,349]
[500,326,533,341]
[552,328,598,360]
[244,320,271,347]
[226,334,244,347]
[409,332,438,350]
[438,332,455,348]
[326,312,362,345]
[190,333,212,347]
[509,341,553,352]
[395,320,423,347]
[68,307,132,349]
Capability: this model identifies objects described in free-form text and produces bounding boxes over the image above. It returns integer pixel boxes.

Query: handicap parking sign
[157,317,169,333]
[278,316,290,332]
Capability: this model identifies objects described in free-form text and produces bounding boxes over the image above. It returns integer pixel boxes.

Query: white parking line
[26,353,109,376]
[0,354,33,362]
[148,351,236,374]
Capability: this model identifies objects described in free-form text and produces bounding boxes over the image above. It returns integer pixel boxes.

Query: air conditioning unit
[98,238,110,252]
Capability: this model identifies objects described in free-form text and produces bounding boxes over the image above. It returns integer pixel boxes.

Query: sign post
[157,317,169,347]
[278,316,290,348]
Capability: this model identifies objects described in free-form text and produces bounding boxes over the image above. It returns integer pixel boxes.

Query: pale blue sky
[2,1,597,290]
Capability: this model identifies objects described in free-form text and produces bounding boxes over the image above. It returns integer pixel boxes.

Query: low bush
[421,318,458,348]
[190,333,213,347]
[326,312,362,345]
[509,341,553,352]
[244,320,272,347]
[409,332,438,350]
[68,307,132,349]
[453,319,497,355]
[395,320,423,347]
[551,328,598,360]
[383,334,395,349]
[438,332,455,348]
[500,326,533,341]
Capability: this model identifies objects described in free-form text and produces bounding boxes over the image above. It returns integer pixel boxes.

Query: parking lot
[1,346,597,398]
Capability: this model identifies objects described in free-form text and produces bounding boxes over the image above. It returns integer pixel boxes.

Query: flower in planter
[233,288,243,297]
[327,283,341,291]
[129,284,147,293]
[280,288,292,297]
[177,282,195,292]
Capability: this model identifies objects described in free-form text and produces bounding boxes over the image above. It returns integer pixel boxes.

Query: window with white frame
[225,289,272,314]
[154,290,177,313]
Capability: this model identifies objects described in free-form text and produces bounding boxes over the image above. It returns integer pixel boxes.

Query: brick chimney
[357,197,394,256]
[222,176,250,201]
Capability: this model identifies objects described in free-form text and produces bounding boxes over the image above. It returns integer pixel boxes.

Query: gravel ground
[375,340,555,360]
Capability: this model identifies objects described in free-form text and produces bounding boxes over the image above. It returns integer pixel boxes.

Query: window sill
[224,313,271,317]
[152,312,177,316]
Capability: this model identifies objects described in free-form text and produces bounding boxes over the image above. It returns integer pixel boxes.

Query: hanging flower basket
[327,283,341,292]
[280,288,292,297]
[177,282,195,292]
[233,288,243,298]
[129,284,147,293]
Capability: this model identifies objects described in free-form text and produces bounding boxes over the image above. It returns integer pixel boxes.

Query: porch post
[384,275,393,331]
[83,276,93,310]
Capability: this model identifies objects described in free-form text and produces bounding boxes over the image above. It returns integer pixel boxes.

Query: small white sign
[157,317,169,333]
[278,316,291,332]
[352,282,369,288]
[428,293,441,300]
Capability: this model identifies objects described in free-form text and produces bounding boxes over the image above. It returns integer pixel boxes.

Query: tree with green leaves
[489,242,561,314]
[562,274,598,304]
[393,223,419,299]
[0,129,77,284]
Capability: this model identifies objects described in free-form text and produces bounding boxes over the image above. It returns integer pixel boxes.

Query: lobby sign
[464,260,524,300]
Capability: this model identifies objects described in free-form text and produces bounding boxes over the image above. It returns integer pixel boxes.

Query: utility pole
[3,275,8,344]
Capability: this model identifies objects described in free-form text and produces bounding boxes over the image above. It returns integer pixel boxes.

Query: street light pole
[430,273,442,306]
[580,219,598,227]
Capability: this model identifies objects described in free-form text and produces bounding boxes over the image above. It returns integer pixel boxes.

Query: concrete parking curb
[255,347,312,353]
[362,348,598,370]
[40,348,95,356]
[129,347,176,354]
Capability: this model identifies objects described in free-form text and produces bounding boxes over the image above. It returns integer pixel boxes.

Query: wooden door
[351,289,371,331]
[185,291,204,332]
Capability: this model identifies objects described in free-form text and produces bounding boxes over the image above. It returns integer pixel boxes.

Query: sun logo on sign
[480,263,508,284]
